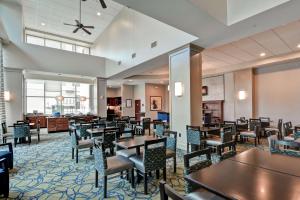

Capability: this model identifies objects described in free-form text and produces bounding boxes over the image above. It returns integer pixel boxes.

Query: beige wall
[107,88,121,98]
[202,75,224,101]
[145,83,168,119]
[254,61,300,125]
[134,84,146,113]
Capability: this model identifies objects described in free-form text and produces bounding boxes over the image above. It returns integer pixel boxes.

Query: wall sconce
[80,96,87,101]
[175,82,183,97]
[238,90,247,100]
[4,91,10,102]
[167,85,170,91]
[56,95,64,102]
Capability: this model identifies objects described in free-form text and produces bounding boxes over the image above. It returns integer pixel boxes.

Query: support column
[169,44,203,150]
[96,78,107,117]
[121,84,135,117]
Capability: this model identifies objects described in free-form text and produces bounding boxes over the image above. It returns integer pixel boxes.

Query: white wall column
[121,84,135,117]
[5,68,23,126]
[96,78,107,117]
[169,44,203,150]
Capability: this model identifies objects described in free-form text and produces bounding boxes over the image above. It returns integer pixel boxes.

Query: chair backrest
[1,122,7,134]
[36,120,41,132]
[165,131,177,151]
[71,129,79,147]
[221,127,233,143]
[277,119,283,134]
[13,124,30,138]
[159,181,184,200]
[238,117,248,123]
[283,122,293,136]
[294,131,300,140]
[183,148,212,193]
[259,117,270,128]
[223,121,237,134]
[120,116,130,123]
[79,123,92,138]
[186,125,201,145]
[153,119,163,129]
[142,118,151,129]
[116,121,126,133]
[143,137,166,172]
[106,121,117,127]
[94,144,107,176]
[249,119,261,131]
[217,141,237,161]
[155,124,165,137]
[103,128,118,150]
[135,126,144,135]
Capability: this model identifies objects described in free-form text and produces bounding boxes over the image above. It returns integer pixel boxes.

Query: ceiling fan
[82,0,107,9]
[63,0,95,35]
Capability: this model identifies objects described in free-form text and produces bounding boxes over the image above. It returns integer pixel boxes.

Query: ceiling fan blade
[99,0,107,9]
[75,20,80,25]
[83,26,94,29]
[73,27,80,33]
[82,27,91,35]
[64,23,77,26]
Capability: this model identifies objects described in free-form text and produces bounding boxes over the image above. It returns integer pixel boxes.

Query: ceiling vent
[151,41,157,48]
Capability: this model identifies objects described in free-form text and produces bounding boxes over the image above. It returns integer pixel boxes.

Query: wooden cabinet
[26,115,47,128]
[202,100,224,125]
[107,97,121,106]
[47,117,69,133]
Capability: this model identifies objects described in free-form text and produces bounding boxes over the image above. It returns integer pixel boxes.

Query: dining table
[185,148,300,200]
[200,127,220,138]
[86,127,118,138]
[114,135,157,155]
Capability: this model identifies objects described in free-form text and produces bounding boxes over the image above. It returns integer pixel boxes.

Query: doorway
[135,100,141,120]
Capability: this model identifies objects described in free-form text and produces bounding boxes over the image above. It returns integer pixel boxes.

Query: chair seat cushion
[206,139,222,146]
[185,188,225,200]
[166,149,176,158]
[106,155,134,175]
[240,131,256,137]
[77,139,93,149]
[283,136,294,141]
[2,133,13,138]
[265,128,279,132]
[0,151,11,158]
[116,149,137,158]
[129,154,145,172]
[124,128,132,133]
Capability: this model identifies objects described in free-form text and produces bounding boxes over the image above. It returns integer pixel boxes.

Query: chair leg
[28,136,31,144]
[95,170,98,188]
[126,170,129,180]
[255,138,257,146]
[104,176,108,198]
[14,138,17,147]
[173,157,176,173]
[144,173,148,195]
[156,170,160,179]
[38,134,40,142]
[187,143,189,153]
[72,148,74,159]
[90,147,93,155]
[131,168,135,188]
[163,168,166,181]
[76,149,79,163]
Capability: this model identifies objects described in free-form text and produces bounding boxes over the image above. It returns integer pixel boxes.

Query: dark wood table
[114,135,157,155]
[200,127,220,137]
[86,127,117,137]
[185,158,300,200]
[229,148,300,177]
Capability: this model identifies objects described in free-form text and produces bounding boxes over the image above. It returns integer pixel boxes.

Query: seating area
[1,0,300,199]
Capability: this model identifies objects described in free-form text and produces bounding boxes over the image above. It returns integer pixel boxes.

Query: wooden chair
[283,122,294,141]
[30,120,41,142]
[1,122,13,143]
[186,126,204,153]
[217,141,237,161]
[129,137,167,194]
[240,125,261,146]
[165,130,177,173]
[13,124,31,147]
[71,129,93,163]
[94,143,134,198]
[268,135,300,157]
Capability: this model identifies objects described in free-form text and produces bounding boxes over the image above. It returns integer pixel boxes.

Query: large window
[25,34,90,55]
[26,79,92,115]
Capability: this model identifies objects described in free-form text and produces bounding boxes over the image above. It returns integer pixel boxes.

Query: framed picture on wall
[202,86,208,96]
[126,99,132,108]
[150,96,162,111]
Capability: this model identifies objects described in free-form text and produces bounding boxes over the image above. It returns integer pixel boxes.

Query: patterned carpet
[2,130,269,200]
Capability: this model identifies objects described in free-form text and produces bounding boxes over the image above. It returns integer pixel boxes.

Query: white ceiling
[22,0,124,42]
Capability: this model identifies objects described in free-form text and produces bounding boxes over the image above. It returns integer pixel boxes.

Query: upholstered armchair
[184,148,212,193]
[71,129,93,163]
[268,135,300,157]
[0,143,13,169]
[94,144,134,198]
[186,126,205,153]
[0,158,9,198]
[240,122,261,146]
[13,124,31,147]
[129,137,167,194]
[165,130,177,173]
[1,122,13,143]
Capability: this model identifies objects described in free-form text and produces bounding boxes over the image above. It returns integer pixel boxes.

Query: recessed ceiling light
[41,22,46,26]
[260,52,266,57]
[297,44,300,48]
[97,12,101,16]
